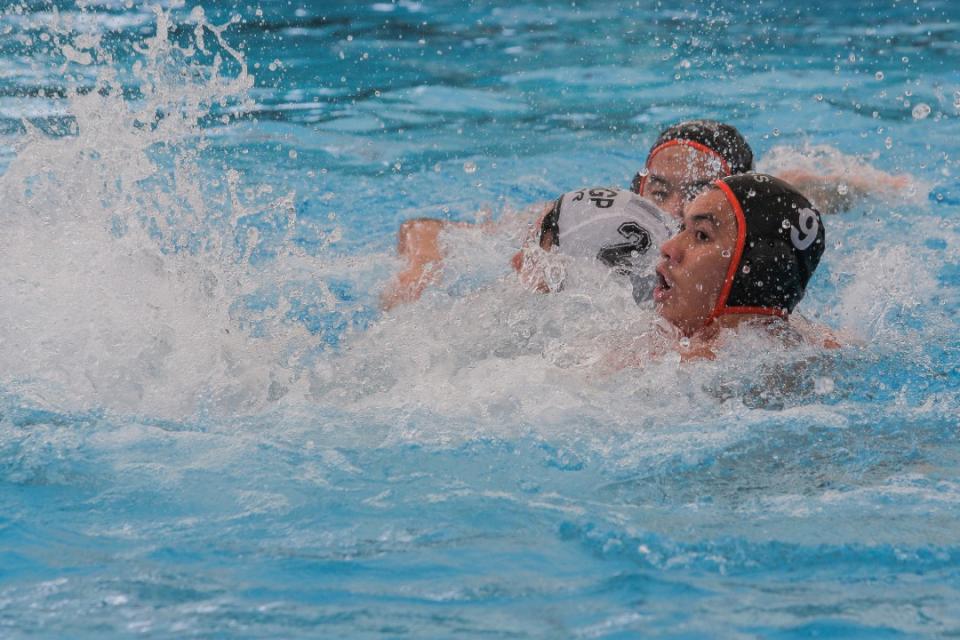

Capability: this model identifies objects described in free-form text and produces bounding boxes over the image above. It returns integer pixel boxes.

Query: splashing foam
[0,7,326,418]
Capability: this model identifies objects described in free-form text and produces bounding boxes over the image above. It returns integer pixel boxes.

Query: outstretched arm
[380,218,449,311]
[760,144,920,214]
[776,167,912,215]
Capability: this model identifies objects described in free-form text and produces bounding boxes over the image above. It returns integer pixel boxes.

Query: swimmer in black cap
[635,119,915,219]
[633,119,754,219]
[654,173,825,350]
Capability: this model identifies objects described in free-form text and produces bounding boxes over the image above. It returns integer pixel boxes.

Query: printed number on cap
[790,208,819,251]
[596,222,651,268]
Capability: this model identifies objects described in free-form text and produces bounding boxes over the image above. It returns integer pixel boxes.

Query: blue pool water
[1,1,959,637]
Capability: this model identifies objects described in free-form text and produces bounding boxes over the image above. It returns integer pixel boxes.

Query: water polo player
[632,119,754,218]
[381,187,673,309]
[636,119,913,218]
[511,187,674,300]
[654,173,825,349]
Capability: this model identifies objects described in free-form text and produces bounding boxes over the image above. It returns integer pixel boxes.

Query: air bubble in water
[721,249,731,258]
[679,336,691,348]
[875,71,884,80]
[836,183,848,195]
[638,167,649,177]
[741,265,751,274]
[911,103,931,120]
[815,94,823,102]
[781,219,791,229]
[463,161,477,174]
[884,136,893,150]
[288,149,297,159]
[772,128,780,137]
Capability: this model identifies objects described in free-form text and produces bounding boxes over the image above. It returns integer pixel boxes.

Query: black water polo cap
[710,174,825,319]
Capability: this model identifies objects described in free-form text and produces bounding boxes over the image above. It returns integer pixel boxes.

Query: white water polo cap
[539,187,675,301]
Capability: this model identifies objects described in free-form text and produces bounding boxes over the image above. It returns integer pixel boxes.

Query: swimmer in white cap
[381,187,673,309]
[512,187,674,301]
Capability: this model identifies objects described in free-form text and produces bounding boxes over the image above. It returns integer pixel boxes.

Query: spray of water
[0,6,334,418]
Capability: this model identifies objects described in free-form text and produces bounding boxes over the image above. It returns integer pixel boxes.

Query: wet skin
[639,145,729,219]
[654,188,737,337]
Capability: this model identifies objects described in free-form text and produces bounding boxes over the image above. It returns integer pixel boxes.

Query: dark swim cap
[633,120,754,194]
[710,174,825,320]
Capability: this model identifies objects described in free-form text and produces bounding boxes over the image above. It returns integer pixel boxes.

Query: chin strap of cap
[634,139,732,195]
[706,179,788,324]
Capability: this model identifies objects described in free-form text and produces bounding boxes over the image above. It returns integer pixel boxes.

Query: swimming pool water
[1,1,959,637]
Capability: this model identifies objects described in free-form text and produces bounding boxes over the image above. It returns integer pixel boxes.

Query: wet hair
[710,174,825,319]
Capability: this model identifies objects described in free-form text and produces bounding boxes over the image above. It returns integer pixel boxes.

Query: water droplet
[814,377,835,394]
[884,136,893,150]
[679,336,691,348]
[747,189,756,197]
[721,249,731,258]
[679,59,691,69]
[875,71,884,80]
[772,128,780,137]
[781,219,792,229]
[815,94,824,102]
[912,103,931,120]
[836,183,848,195]
[901,56,909,64]
[638,167,649,177]
[288,149,298,159]
[954,91,960,110]
[741,265,751,274]
[463,161,477,174]
[433,163,441,173]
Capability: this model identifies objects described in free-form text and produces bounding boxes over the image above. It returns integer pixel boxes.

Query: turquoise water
[1,1,959,637]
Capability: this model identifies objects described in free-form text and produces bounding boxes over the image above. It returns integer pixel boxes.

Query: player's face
[635,145,728,219]
[654,188,738,335]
